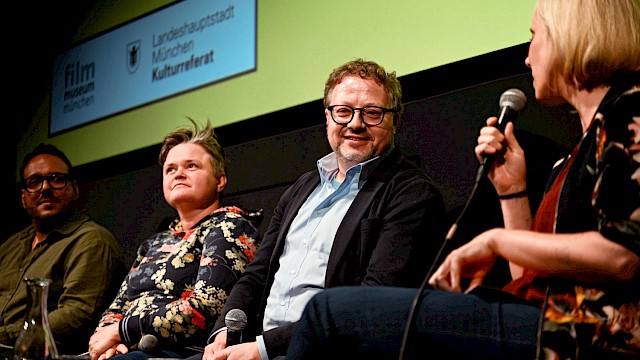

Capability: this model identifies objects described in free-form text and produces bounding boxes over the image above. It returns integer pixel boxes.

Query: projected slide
[50,0,256,135]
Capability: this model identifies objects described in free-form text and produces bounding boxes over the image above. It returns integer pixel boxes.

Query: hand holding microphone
[83,334,158,359]
[475,88,527,182]
[446,88,528,242]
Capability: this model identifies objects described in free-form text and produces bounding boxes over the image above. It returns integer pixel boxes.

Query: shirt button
[290,269,296,275]
[280,301,286,306]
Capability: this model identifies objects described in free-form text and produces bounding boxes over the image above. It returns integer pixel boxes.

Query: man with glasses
[0,143,126,355]
[190,59,446,360]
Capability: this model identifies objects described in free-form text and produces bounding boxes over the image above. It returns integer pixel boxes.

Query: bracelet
[498,189,527,200]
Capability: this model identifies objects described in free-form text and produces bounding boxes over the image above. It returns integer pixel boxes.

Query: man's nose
[348,110,366,128]
[40,179,53,190]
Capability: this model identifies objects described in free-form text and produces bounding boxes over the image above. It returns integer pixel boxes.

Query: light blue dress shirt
[256,151,380,360]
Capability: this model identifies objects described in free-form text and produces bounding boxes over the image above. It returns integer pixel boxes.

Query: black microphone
[476,88,527,182]
[133,334,158,352]
[225,309,247,347]
[495,88,527,132]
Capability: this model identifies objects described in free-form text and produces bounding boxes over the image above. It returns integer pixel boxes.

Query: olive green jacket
[0,209,126,354]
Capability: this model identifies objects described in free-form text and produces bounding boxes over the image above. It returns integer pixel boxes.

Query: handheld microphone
[134,334,158,352]
[225,309,247,347]
[496,88,527,132]
[476,88,527,181]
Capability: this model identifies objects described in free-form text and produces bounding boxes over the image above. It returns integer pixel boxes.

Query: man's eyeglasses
[326,105,397,126]
[22,173,71,193]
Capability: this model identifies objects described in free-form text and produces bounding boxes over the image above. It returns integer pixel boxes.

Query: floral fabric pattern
[542,86,640,358]
[97,206,261,347]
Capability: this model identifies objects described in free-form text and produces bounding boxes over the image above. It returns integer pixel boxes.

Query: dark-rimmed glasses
[326,105,397,126]
[22,173,71,193]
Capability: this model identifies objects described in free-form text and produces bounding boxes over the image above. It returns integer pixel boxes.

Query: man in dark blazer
[192,59,446,360]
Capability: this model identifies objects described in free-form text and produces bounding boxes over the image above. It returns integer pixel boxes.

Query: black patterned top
[97,206,262,349]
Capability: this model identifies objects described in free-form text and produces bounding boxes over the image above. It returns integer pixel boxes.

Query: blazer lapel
[325,149,402,285]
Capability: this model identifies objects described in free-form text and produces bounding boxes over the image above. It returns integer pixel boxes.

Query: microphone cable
[397,163,485,360]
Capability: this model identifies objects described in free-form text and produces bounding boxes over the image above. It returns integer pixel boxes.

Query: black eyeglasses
[326,105,397,126]
[22,173,71,193]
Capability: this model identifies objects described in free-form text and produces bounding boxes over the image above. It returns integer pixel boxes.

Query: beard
[335,144,379,170]
[335,143,377,167]
[27,195,78,234]
[31,207,74,234]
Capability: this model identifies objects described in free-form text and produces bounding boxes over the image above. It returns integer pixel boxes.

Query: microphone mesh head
[499,88,527,112]
[225,309,248,330]
[139,334,158,352]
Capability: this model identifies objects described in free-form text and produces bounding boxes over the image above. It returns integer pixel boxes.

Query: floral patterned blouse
[533,84,640,357]
[97,206,262,349]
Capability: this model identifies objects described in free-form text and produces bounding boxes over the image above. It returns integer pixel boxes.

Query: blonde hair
[535,0,640,90]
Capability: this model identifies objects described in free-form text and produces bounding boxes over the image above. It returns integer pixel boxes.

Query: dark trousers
[112,349,189,360]
[286,286,541,360]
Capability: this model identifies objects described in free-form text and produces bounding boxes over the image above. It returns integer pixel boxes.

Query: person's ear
[325,108,332,127]
[21,191,27,210]
[216,173,227,193]
[393,112,401,127]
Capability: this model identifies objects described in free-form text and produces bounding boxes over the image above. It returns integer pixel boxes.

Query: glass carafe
[13,278,58,360]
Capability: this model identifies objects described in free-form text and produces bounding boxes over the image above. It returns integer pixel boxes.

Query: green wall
[17,0,535,174]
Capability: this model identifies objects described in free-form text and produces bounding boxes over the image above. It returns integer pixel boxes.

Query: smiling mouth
[345,136,367,141]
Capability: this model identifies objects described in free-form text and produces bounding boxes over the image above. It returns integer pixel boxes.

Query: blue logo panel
[50,0,257,136]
